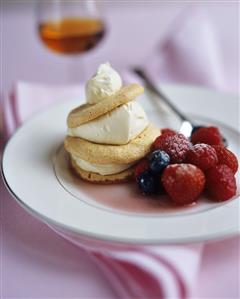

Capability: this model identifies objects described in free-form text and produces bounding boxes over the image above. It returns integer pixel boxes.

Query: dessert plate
[2,84,240,244]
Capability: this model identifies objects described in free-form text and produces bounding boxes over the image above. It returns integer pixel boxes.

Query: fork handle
[133,68,191,123]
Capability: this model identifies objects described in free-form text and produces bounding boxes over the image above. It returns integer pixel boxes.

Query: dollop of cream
[71,154,134,175]
[85,62,122,104]
[67,100,149,145]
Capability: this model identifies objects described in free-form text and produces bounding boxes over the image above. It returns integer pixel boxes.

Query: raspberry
[185,144,218,171]
[206,164,237,201]
[161,164,205,205]
[161,128,177,136]
[191,126,223,146]
[212,145,238,174]
[191,126,205,134]
[152,134,169,151]
[152,133,192,163]
[134,159,149,180]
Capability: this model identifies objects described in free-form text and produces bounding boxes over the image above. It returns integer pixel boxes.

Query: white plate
[2,84,240,244]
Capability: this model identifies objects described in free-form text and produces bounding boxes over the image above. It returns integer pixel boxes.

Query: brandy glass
[36,0,105,80]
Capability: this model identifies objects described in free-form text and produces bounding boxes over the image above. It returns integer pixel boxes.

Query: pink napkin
[124,6,225,92]
[52,225,204,299]
[1,6,236,299]
[3,82,83,138]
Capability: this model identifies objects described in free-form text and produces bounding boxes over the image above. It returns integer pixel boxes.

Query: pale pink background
[1,1,240,299]
[2,1,239,93]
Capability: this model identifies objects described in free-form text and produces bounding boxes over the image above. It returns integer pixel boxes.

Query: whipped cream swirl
[85,62,122,104]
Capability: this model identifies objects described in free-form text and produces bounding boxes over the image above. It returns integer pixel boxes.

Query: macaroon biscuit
[64,123,159,164]
[67,83,144,128]
[70,157,134,184]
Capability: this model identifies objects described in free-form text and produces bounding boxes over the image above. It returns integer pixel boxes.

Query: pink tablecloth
[1,177,239,298]
[1,2,239,299]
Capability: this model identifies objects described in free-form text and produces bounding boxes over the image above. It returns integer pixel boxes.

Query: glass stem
[68,56,86,84]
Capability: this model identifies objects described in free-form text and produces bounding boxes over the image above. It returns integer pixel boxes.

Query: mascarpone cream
[85,62,122,104]
[71,154,134,175]
[67,100,149,145]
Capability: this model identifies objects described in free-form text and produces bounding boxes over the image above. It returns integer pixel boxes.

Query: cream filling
[72,154,134,175]
[67,101,149,145]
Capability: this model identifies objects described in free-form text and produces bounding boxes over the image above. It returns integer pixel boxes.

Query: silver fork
[133,67,197,138]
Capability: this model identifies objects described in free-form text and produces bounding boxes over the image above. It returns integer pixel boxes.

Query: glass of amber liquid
[36,0,105,80]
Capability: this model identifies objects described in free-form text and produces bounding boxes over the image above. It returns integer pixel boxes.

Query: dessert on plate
[64,63,159,183]
[64,63,238,205]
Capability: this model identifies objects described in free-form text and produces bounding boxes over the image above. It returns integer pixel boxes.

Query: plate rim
[1,166,239,245]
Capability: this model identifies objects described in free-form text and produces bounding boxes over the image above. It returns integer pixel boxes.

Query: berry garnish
[191,125,205,135]
[148,150,170,173]
[152,134,170,151]
[137,170,158,195]
[152,133,192,163]
[191,126,228,147]
[134,158,149,180]
[206,164,237,201]
[161,128,177,136]
[221,136,228,148]
[185,144,218,171]
[161,164,205,205]
[191,126,223,146]
[212,145,238,174]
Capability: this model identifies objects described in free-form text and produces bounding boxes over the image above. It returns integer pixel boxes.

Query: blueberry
[137,170,158,195]
[148,150,170,173]
[222,136,228,147]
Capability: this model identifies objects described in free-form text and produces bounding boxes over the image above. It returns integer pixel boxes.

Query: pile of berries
[135,126,238,205]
